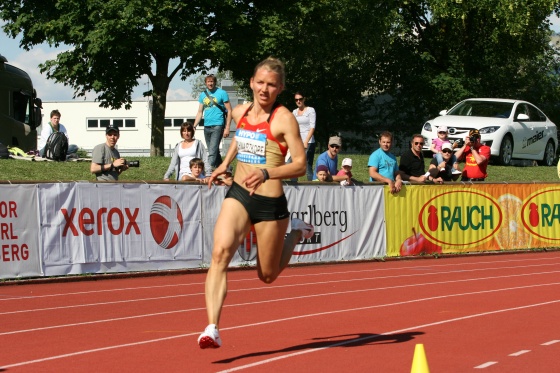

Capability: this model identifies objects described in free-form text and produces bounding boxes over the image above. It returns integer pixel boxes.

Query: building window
[164,117,196,128]
[87,118,136,129]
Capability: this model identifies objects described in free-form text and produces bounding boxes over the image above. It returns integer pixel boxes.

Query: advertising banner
[385,183,560,257]
[0,185,42,279]
[38,183,204,270]
[231,184,387,265]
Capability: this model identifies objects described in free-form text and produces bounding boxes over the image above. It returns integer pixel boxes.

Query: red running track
[1,251,559,372]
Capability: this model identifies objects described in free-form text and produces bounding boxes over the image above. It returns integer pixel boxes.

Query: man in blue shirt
[313,136,348,182]
[193,74,233,169]
[368,131,403,194]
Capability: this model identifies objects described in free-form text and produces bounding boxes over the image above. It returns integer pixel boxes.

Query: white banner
[0,185,42,279]
[227,184,386,265]
[38,183,204,271]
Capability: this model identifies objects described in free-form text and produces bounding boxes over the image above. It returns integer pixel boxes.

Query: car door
[523,104,548,158]
[511,103,533,156]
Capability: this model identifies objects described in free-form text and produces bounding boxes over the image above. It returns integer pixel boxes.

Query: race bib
[236,129,267,164]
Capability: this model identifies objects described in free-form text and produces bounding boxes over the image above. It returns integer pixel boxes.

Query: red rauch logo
[418,190,502,248]
[150,196,183,249]
[521,188,560,243]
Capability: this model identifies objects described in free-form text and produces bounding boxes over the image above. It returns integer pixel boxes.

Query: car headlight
[423,122,432,132]
[479,126,500,134]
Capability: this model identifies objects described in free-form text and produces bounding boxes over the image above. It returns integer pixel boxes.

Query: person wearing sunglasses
[312,136,349,182]
[399,134,441,183]
[427,142,461,182]
[368,131,403,193]
[292,92,316,180]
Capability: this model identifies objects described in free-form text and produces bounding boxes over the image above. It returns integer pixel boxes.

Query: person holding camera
[454,129,491,181]
[90,123,129,181]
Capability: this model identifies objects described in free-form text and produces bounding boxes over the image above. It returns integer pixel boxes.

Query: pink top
[432,138,451,152]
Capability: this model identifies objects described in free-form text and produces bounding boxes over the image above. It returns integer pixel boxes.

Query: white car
[421,98,558,166]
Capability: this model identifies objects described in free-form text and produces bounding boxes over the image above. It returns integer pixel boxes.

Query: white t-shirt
[38,122,70,151]
[178,143,198,177]
[292,107,316,144]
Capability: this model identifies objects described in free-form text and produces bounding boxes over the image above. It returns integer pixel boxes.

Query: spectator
[336,157,354,186]
[428,143,461,182]
[182,157,209,182]
[193,74,233,169]
[90,123,128,181]
[454,129,491,181]
[368,131,403,193]
[163,122,211,181]
[399,134,433,183]
[314,165,330,182]
[292,92,316,180]
[313,135,347,182]
[430,125,461,175]
[38,109,79,159]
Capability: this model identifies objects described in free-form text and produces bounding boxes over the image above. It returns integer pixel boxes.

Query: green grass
[0,154,558,183]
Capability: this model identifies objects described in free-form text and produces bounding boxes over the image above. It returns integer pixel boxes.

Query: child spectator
[336,157,353,186]
[430,125,461,175]
[314,165,329,182]
[182,158,208,182]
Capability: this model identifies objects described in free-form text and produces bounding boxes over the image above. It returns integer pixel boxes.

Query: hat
[438,125,448,133]
[328,136,342,147]
[469,129,480,137]
[442,143,453,151]
[342,158,352,167]
[316,165,329,173]
[106,123,120,134]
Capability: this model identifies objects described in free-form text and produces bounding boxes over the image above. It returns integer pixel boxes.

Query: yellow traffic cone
[410,344,430,373]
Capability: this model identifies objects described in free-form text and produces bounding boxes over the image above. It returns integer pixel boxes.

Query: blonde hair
[253,57,285,86]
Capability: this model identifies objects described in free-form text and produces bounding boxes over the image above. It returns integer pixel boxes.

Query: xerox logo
[62,207,140,236]
[150,196,183,249]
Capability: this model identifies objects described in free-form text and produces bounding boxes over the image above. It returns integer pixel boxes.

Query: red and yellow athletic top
[235,103,288,168]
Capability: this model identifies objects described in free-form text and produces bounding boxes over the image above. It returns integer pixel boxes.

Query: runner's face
[250,68,283,106]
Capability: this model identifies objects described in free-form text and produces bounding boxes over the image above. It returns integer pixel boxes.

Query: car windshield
[447,101,514,118]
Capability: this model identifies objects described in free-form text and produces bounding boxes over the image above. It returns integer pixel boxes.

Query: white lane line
[1,295,559,369]
[2,278,560,336]
[2,256,559,301]
[509,350,531,356]
[474,361,498,369]
[541,340,560,346]
[3,269,560,316]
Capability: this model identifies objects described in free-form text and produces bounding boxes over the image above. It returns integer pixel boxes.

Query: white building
[39,80,241,156]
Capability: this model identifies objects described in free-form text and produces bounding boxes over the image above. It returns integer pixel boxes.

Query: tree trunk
[150,59,171,156]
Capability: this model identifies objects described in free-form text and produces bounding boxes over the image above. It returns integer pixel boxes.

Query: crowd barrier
[1,181,559,279]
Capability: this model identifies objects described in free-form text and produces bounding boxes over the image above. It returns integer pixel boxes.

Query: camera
[469,136,477,143]
[124,160,140,167]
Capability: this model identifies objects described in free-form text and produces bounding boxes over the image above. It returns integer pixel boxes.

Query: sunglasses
[295,98,304,102]
[330,144,340,149]
[442,149,452,153]
[438,131,448,134]
[414,142,425,145]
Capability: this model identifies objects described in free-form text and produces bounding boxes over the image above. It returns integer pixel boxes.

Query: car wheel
[498,134,513,166]
[538,140,555,166]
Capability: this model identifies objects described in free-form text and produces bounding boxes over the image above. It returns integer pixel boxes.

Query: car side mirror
[439,110,448,116]
[516,113,529,121]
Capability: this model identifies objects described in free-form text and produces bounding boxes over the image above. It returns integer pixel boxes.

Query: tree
[0,0,221,156]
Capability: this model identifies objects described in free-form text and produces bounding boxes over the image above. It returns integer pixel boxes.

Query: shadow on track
[214,331,424,364]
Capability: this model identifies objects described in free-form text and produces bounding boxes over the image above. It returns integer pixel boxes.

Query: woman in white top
[292,92,316,180]
[163,122,211,181]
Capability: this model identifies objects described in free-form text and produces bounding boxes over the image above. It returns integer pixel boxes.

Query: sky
[2,15,560,103]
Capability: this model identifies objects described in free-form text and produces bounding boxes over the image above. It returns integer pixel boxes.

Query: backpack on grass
[44,132,68,161]
[0,143,9,159]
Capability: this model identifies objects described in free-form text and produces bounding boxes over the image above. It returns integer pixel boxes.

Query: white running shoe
[198,324,222,349]
[451,169,462,175]
[292,218,314,239]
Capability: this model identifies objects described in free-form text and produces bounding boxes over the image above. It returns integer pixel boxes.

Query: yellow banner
[385,183,560,257]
